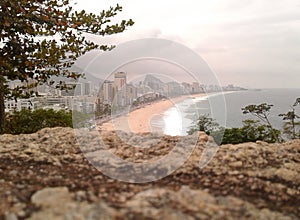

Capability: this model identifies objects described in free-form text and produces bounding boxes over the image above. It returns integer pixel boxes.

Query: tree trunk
[0,81,5,133]
[291,119,296,139]
[264,115,281,142]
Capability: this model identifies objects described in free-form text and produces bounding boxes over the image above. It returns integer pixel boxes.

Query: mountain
[51,65,104,87]
[143,74,165,90]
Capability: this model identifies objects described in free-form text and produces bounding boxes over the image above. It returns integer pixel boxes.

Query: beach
[97,93,208,133]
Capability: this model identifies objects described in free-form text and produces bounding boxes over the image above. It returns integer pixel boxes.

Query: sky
[73,0,300,89]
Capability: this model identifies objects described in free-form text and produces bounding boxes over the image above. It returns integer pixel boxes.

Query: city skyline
[98,71,244,109]
[4,70,244,114]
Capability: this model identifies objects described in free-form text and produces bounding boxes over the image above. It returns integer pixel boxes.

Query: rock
[8,170,18,176]
[256,140,269,145]
[4,213,18,220]
[16,184,25,189]
[228,161,243,168]
[123,186,292,220]
[75,191,86,201]
[29,187,115,220]
[0,127,300,219]
[31,187,71,207]
[275,168,299,183]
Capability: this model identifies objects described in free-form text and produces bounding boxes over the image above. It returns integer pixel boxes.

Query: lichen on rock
[0,127,299,219]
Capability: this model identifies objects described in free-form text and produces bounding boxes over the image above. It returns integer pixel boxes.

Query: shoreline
[97,93,209,133]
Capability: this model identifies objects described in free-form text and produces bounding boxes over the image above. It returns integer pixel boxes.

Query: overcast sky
[73,0,300,89]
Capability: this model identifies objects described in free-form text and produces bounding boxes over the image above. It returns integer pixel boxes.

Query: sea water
[162,89,300,136]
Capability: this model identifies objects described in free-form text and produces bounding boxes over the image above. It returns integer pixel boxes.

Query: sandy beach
[97,93,208,133]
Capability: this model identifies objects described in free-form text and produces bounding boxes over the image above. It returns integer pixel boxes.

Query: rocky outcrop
[0,127,299,219]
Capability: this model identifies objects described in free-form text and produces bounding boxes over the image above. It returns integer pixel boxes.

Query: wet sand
[97,93,208,133]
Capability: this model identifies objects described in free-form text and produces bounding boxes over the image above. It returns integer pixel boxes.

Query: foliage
[95,104,111,117]
[279,99,300,139]
[281,120,300,140]
[189,99,300,145]
[242,103,273,125]
[4,109,72,134]
[294,98,300,107]
[242,103,281,142]
[72,110,93,126]
[221,127,245,145]
[222,120,281,144]
[187,114,220,135]
[0,0,134,132]
[188,115,281,145]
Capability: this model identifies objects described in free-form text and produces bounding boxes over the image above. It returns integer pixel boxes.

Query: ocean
[162,89,300,136]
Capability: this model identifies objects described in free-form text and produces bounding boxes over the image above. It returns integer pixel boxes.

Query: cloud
[73,0,300,88]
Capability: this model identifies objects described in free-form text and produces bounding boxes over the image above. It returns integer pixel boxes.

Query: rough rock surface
[0,127,300,219]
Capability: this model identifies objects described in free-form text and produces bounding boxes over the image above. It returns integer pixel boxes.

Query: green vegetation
[189,98,300,144]
[72,110,94,127]
[188,116,281,145]
[0,0,134,132]
[3,109,99,134]
[4,109,72,134]
[187,114,221,135]
[222,120,281,144]
[96,104,112,117]
[279,108,300,139]
[242,103,280,142]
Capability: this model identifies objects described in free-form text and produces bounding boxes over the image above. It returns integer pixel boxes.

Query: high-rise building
[181,82,192,94]
[114,72,127,90]
[126,84,137,105]
[192,82,200,93]
[114,72,127,106]
[166,81,182,96]
[100,72,139,107]
[82,81,92,96]
[103,80,114,104]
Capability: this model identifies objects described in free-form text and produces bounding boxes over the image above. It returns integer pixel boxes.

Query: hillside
[0,127,300,219]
